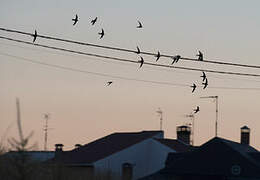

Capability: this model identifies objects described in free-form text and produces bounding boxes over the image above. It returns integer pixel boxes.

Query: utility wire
[1,27,260,69]
[1,35,260,77]
[2,41,260,83]
[2,52,260,91]
[0,52,188,87]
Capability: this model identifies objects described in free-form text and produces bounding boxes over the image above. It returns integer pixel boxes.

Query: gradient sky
[1,0,260,150]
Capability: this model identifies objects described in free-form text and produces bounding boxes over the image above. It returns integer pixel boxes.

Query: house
[52,130,192,180]
[141,126,260,180]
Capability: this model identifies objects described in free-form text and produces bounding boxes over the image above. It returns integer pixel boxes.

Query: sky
[1,0,260,150]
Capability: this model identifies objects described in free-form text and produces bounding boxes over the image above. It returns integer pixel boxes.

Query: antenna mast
[185,113,195,145]
[200,96,219,137]
[43,113,50,151]
[156,108,163,130]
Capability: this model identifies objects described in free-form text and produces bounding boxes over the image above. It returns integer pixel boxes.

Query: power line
[2,41,260,83]
[1,52,260,91]
[1,27,260,69]
[1,35,260,78]
[0,52,188,87]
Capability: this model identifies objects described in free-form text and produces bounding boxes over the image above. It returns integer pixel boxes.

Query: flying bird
[98,29,105,39]
[72,14,79,26]
[138,56,144,68]
[200,71,206,81]
[202,78,208,89]
[32,30,37,43]
[91,17,98,25]
[190,83,197,93]
[171,55,181,64]
[136,46,141,54]
[137,21,143,28]
[106,81,113,86]
[194,106,200,114]
[196,51,203,61]
[155,51,160,61]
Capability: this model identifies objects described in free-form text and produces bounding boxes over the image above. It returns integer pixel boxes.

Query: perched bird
[190,83,197,93]
[32,30,37,43]
[136,46,141,54]
[171,55,181,64]
[137,21,143,28]
[138,56,144,68]
[72,14,79,26]
[200,71,206,81]
[194,106,200,114]
[202,78,208,89]
[106,81,113,86]
[155,51,160,61]
[91,17,98,25]
[98,29,105,39]
[196,51,203,61]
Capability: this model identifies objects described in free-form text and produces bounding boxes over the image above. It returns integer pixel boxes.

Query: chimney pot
[240,126,250,145]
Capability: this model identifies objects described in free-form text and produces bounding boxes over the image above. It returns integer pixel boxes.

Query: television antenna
[200,96,219,137]
[185,113,195,145]
[156,108,163,130]
[43,113,50,151]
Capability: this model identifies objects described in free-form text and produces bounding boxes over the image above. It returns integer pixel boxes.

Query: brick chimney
[240,126,250,145]
[176,125,191,145]
[55,144,64,159]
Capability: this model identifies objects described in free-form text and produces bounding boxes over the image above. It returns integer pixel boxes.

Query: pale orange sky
[1,0,260,150]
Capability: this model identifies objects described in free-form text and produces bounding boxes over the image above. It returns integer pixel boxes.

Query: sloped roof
[162,137,260,178]
[154,138,193,152]
[54,131,163,164]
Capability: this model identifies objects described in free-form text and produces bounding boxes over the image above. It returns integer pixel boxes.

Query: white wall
[94,136,175,180]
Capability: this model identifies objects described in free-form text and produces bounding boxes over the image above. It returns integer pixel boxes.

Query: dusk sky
[1,0,260,150]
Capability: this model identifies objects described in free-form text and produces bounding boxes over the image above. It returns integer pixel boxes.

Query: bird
[200,71,206,81]
[196,51,203,61]
[138,56,144,68]
[98,29,105,39]
[190,83,197,93]
[106,81,113,86]
[202,78,208,89]
[72,14,79,26]
[91,17,98,25]
[194,106,200,114]
[32,30,37,43]
[136,46,141,54]
[171,55,181,64]
[137,21,143,28]
[155,51,160,61]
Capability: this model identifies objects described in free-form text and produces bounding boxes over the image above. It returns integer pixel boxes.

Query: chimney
[177,125,191,145]
[75,144,82,149]
[240,126,250,145]
[122,163,133,180]
[55,144,64,151]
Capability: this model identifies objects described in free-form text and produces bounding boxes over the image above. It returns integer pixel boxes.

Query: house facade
[53,130,191,180]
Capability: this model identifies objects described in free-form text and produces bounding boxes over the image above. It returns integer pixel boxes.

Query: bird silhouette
[98,29,105,39]
[171,55,181,64]
[196,51,203,61]
[91,17,98,25]
[190,83,197,93]
[137,21,143,28]
[107,81,113,86]
[202,78,208,89]
[72,14,79,26]
[194,106,200,114]
[32,30,37,43]
[155,51,160,61]
[136,46,141,54]
[200,71,206,81]
[138,56,144,68]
